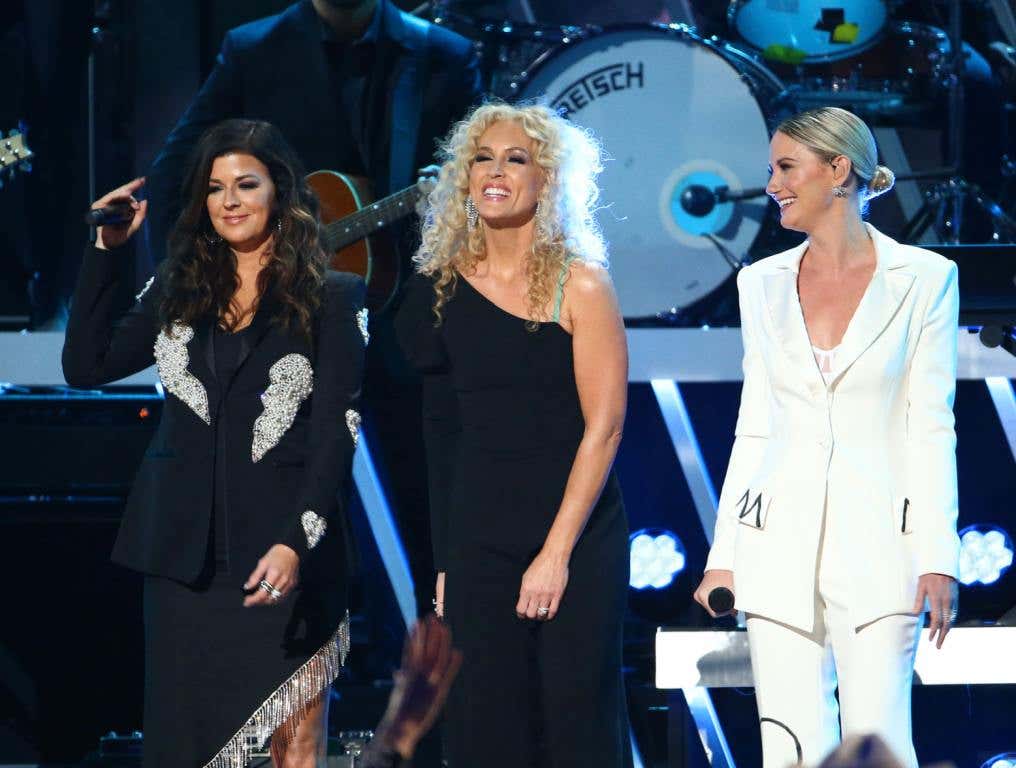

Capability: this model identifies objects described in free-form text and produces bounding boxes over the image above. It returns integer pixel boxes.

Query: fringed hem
[201,613,351,768]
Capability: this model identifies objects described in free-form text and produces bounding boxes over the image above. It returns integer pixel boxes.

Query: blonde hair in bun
[776,107,893,212]
[867,164,895,199]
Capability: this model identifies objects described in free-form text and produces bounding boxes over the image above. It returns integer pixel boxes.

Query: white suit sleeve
[705,269,771,572]
[907,261,960,578]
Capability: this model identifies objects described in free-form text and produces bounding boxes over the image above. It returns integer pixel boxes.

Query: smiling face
[467,120,545,229]
[766,131,851,234]
[206,152,277,251]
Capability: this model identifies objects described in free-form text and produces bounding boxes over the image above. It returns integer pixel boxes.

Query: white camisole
[812,344,840,386]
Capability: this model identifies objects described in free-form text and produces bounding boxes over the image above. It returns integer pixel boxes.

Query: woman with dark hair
[63,119,367,767]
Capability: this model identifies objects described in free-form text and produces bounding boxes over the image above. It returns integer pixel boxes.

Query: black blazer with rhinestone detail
[63,244,367,587]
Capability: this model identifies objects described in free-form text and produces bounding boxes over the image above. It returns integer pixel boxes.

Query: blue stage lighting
[980,753,1016,768]
[629,528,686,590]
[958,525,1014,586]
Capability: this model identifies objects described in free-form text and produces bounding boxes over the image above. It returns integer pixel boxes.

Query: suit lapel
[227,297,279,392]
[194,298,280,395]
[829,229,915,386]
[761,244,826,391]
[191,315,216,384]
[762,226,915,390]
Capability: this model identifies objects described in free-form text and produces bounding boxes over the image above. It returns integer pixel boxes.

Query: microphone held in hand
[84,203,136,226]
[708,586,735,614]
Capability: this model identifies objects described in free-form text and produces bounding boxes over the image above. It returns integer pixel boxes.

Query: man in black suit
[144,0,483,665]
[146,0,481,264]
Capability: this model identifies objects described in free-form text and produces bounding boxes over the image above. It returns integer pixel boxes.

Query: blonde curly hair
[414,101,607,327]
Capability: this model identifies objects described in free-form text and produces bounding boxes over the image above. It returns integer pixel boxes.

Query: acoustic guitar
[307,171,434,311]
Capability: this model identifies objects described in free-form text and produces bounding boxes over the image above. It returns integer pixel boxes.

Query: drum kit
[431,0,1015,322]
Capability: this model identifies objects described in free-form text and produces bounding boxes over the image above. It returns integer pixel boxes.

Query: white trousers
[745,502,922,768]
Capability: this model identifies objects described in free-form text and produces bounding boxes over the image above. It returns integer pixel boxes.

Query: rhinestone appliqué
[135,275,154,302]
[252,353,314,462]
[356,308,369,345]
[154,323,210,424]
[345,409,361,448]
[301,510,327,549]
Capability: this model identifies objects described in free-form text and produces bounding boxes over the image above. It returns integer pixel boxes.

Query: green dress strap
[551,256,575,324]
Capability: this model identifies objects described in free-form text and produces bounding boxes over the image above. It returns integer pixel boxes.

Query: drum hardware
[760,20,952,124]
[898,0,1015,243]
[679,185,770,272]
[899,176,1016,244]
[728,0,891,64]
[511,24,790,320]
[432,2,588,97]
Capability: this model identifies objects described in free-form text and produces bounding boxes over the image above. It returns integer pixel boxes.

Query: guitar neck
[322,184,422,251]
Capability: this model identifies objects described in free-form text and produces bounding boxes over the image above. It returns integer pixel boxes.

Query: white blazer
[705,224,960,631]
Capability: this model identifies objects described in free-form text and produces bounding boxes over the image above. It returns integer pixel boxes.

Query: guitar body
[307,170,401,311]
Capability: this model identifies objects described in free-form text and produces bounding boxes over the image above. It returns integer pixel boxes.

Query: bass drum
[513,25,786,318]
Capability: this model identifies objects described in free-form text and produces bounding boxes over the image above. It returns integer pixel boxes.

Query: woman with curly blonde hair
[396,102,630,767]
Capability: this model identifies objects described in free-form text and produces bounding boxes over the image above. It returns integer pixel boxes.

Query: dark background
[1,0,1014,765]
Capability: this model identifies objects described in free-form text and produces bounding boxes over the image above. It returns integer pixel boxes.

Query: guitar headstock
[0,128,35,185]
[416,164,440,197]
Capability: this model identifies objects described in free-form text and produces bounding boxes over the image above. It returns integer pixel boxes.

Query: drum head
[515,27,774,317]
[732,0,888,63]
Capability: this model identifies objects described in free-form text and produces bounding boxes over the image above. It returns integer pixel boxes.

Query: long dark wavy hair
[159,119,326,337]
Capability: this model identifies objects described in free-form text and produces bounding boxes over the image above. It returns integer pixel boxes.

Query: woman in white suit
[693,108,960,768]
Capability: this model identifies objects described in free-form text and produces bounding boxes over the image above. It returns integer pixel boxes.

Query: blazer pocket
[735,488,773,530]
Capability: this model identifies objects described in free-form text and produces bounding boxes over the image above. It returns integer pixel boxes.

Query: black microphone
[679,185,769,217]
[979,325,1016,358]
[707,586,735,614]
[84,203,135,226]
[679,185,717,216]
[715,185,768,203]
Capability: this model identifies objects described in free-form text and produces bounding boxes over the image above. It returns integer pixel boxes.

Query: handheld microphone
[979,325,1016,358]
[84,203,135,226]
[707,586,735,614]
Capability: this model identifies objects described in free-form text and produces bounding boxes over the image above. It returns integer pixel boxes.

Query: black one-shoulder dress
[397,273,630,768]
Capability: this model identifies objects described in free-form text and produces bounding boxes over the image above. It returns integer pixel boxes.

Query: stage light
[980,752,1016,768]
[630,528,686,590]
[958,525,1014,586]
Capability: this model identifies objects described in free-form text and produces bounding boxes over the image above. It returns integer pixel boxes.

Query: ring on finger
[537,606,549,616]
[259,579,284,600]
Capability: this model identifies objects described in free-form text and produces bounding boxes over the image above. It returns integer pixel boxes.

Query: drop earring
[832,185,848,198]
[203,230,222,244]
[465,196,478,230]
